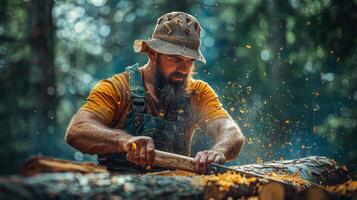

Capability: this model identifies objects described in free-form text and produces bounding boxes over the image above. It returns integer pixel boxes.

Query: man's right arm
[65,110,155,167]
[65,110,132,154]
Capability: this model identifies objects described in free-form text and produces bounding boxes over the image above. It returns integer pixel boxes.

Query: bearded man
[65,12,244,174]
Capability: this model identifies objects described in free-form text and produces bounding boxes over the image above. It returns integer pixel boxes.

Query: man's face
[156,54,195,83]
[152,53,194,120]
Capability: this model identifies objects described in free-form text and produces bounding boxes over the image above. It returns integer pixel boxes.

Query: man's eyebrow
[167,55,195,62]
[178,56,195,62]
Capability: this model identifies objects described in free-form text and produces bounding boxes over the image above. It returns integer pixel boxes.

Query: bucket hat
[133,11,206,64]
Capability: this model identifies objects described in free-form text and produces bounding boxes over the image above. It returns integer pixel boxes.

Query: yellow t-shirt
[81,69,230,155]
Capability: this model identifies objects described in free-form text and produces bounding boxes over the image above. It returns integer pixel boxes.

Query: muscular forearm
[65,111,132,154]
[211,134,243,160]
[209,120,245,160]
[194,119,244,174]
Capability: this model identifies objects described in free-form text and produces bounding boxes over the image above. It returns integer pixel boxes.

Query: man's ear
[147,48,158,62]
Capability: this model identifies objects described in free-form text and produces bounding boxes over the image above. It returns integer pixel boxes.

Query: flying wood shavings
[243,123,252,127]
[256,157,263,163]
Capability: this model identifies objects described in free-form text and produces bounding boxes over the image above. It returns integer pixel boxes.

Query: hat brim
[134,39,206,65]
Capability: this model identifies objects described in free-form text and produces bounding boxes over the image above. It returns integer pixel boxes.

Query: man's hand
[124,136,155,168]
[193,150,226,174]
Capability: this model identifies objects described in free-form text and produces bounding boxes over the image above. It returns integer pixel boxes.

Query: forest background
[0,0,356,175]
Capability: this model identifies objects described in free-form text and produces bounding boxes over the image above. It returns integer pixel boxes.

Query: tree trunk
[265,0,292,155]
[28,0,57,154]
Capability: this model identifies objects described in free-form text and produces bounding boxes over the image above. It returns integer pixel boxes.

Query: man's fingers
[126,142,134,162]
[199,152,208,174]
[124,137,156,168]
[134,143,141,165]
[193,151,227,174]
[193,153,201,173]
[124,141,135,162]
[214,155,226,164]
[146,144,155,167]
[139,144,147,167]
[207,152,216,164]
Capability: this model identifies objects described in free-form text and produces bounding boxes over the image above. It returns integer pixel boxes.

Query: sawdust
[266,171,310,187]
[192,171,257,191]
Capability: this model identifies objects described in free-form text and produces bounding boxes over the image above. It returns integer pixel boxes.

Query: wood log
[203,180,258,200]
[325,180,357,198]
[259,182,296,200]
[1,173,355,200]
[258,182,346,200]
[293,186,338,200]
[0,156,353,200]
[0,172,203,200]
[21,156,350,186]
[232,156,350,186]
[20,156,108,176]
[153,154,350,187]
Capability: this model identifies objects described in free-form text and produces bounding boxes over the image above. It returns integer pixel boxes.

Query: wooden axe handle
[153,150,195,172]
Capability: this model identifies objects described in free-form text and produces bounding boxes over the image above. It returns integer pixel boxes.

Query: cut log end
[20,156,108,176]
[259,182,296,200]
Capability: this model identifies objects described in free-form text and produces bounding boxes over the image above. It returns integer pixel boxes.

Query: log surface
[0,156,354,200]
[0,172,203,200]
[232,156,350,185]
[20,156,108,176]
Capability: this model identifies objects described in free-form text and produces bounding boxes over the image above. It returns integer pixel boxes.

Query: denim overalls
[97,64,191,173]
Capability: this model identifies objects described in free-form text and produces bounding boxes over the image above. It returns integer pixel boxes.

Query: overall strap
[125,63,146,113]
[110,63,145,128]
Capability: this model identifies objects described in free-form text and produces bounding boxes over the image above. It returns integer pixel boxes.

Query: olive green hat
[133,11,206,64]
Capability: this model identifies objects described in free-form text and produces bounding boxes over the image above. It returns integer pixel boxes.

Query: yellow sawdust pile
[267,171,310,187]
[192,171,257,191]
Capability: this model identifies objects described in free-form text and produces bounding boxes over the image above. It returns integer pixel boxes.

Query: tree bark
[1,156,353,200]
[28,0,57,154]
[265,0,293,155]
[232,156,350,186]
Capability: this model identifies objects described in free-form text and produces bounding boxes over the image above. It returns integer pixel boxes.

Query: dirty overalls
[97,64,191,173]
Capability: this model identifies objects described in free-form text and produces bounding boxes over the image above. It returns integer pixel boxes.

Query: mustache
[169,72,187,79]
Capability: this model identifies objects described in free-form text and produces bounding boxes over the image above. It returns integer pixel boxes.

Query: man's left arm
[191,80,245,174]
[193,117,245,174]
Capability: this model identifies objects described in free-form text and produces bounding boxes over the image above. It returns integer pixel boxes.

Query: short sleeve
[80,80,119,125]
[191,80,231,126]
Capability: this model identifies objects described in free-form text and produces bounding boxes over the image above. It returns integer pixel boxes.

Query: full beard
[153,62,191,121]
